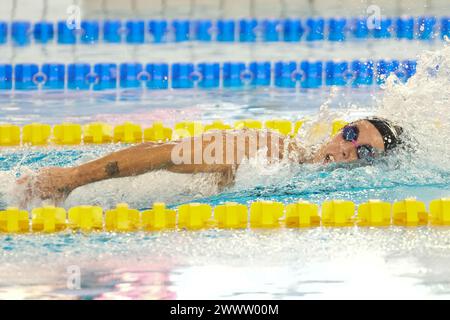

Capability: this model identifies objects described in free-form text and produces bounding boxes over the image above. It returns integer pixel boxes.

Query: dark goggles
[342,125,377,160]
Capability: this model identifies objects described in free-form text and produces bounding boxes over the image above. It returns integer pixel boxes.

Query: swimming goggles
[342,125,377,160]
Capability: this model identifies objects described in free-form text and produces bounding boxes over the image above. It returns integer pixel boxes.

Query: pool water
[1,82,449,299]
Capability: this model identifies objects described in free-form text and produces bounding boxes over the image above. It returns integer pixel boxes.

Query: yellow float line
[0,119,349,147]
[0,198,449,234]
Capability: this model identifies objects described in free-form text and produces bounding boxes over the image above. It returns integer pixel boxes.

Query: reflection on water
[1,228,450,299]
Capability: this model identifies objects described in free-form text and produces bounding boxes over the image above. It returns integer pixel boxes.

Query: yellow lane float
[234,119,262,130]
[68,205,104,231]
[105,203,140,232]
[250,201,284,228]
[357,200,391,227]
[214,202,248,229]
[429,198,450,226]
[83,123,113,144]
[0,124,20,146]
[204,120,232,132]
[322,200,355,227]
[0,198,448,234]
[144,122,173,142]
[285,201,320,228]
[1,119,352,147]
[31,206,67,233]
[0,207,29,233]
[113,122,142,143]
[53,123,82,145]
[265,119,292,136]
[22,123,51,146]
[178,203,212,230]
[393,198,428,226]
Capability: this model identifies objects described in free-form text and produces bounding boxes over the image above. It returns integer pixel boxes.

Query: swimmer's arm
[69,132,306,187]
[68,142,176,189]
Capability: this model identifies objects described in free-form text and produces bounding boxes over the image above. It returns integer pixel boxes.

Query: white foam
[64,170,223,209]
[377,43,450,169]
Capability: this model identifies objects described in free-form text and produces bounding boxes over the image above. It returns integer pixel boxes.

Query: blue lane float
[57,21,76,44]
[328,18,346,41]
[0,16,448,46]
[197,63,220,88]
[350,17,368,39]
[126,20,145,44]
[67,63,91,90]
[80,20,100,44]
[173,20,190,42]
[217,19,235,42]
[441,16,450,40]
[417,16,437,40]
[282,19,303,42]
[0,21,7,44]
[14,64,39,90]
[239,19,258,42]
[11,21,31,46]
[145,63,169,89]
[194,20,211,42]
[103,20,122,43]
[33,22,54,44]
[41,63,65,90]
[325,61,349,86]
[119,63,143,88]
[306,18,324,41]
[0,59,418,91]
[0,64,13,90]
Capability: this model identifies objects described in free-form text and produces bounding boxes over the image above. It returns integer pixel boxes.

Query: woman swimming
[17,117,403,203]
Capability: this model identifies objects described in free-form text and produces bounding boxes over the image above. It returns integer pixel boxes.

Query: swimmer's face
[313,120,385,164]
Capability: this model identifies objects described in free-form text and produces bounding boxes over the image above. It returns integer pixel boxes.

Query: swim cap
[365,117,403,151]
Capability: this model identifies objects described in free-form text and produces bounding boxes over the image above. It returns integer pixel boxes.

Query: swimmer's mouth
[324,154,335,164]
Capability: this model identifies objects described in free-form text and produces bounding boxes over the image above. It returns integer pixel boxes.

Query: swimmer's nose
[340,142,357,161]
[331,142,354,162]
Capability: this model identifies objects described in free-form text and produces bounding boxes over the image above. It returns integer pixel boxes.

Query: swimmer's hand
[16,167,77,204]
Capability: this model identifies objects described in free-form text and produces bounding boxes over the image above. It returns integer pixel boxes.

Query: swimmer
[17,117,404,203]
